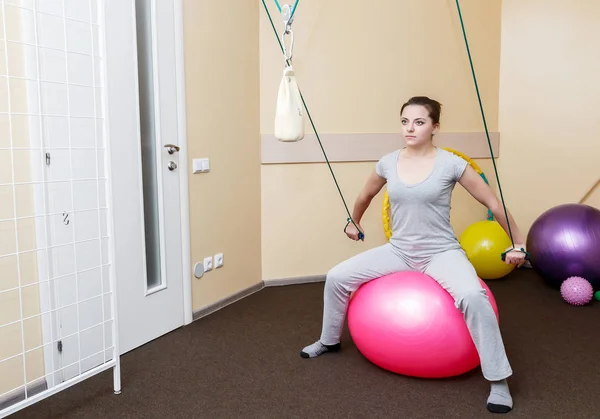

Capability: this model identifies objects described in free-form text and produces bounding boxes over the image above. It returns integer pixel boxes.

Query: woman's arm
[351,170,387,225]
[457,165,526,247]
[344,171,387,241]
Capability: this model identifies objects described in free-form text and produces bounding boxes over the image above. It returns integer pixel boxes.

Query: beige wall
[182,0,262,310]
[583,182,600,208]
[260,0,503,280]
[497,0,600,229]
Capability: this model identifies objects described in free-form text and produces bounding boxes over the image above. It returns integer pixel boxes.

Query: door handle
[168,161,178,171]
[164,144,180,154]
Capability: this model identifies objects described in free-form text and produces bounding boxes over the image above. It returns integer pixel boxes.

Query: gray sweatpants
[320,243,513,381]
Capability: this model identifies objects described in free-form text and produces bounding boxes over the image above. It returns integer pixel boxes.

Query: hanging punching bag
[274,65,304,142]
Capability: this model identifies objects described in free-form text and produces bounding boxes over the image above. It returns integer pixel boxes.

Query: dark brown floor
[8,268,600,418]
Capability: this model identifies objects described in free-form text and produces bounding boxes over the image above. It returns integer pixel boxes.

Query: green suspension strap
[454,0,530,261]
[262,0,364,240]
[273,0,299,17]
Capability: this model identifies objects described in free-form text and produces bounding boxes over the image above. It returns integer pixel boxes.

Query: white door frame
[173,0,193,325]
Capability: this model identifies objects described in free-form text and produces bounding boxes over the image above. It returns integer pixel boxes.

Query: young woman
[300,96,527,414]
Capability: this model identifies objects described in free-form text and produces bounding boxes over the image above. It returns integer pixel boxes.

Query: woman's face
[400,105,439,147]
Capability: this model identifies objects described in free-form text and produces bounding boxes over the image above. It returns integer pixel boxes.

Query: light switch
[193,158,210,173]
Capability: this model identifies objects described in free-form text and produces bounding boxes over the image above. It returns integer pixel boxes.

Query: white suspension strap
[274,2,305,142]
[280,3,295,63]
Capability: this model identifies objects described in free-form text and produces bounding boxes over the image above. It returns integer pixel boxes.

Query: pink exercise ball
[560,276,594,306]
[347,271,499,378]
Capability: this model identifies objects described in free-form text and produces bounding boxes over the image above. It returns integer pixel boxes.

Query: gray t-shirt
[376,147,468,259]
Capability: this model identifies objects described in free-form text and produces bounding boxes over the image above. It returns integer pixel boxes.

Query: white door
[0,0,189,401]
[103,0,190,355]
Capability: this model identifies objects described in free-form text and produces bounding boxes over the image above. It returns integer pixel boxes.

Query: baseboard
[0,378,47,411]
[263,275,326,286]
[192,281,265,321]
[191,276,326,321]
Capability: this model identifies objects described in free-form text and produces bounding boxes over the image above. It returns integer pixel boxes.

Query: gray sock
[487,379,513,413]
[300,340,341,358]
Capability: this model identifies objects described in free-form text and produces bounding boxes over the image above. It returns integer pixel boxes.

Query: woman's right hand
[345,223,364,241]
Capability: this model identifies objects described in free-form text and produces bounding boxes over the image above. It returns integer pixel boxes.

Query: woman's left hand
[504,247,527,267]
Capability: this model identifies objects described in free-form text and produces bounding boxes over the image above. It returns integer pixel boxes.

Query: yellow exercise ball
[459,220,516,280]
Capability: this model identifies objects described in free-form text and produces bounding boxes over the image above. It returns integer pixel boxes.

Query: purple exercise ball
[526,203,600,289]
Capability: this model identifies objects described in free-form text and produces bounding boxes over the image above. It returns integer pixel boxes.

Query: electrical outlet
[193,262,204,279]
[214,253,223,268]
[203,256,213,272]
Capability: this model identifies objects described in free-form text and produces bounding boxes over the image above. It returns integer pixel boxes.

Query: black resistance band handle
[501,248,531,261]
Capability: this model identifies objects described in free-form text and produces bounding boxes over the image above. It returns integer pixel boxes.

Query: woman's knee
[325,259,370,293]
[455,288,490,312]
[325,244,401,292]
[325,264,348,289]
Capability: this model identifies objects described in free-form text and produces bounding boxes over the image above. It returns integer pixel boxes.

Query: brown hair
[400,96,442,125]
